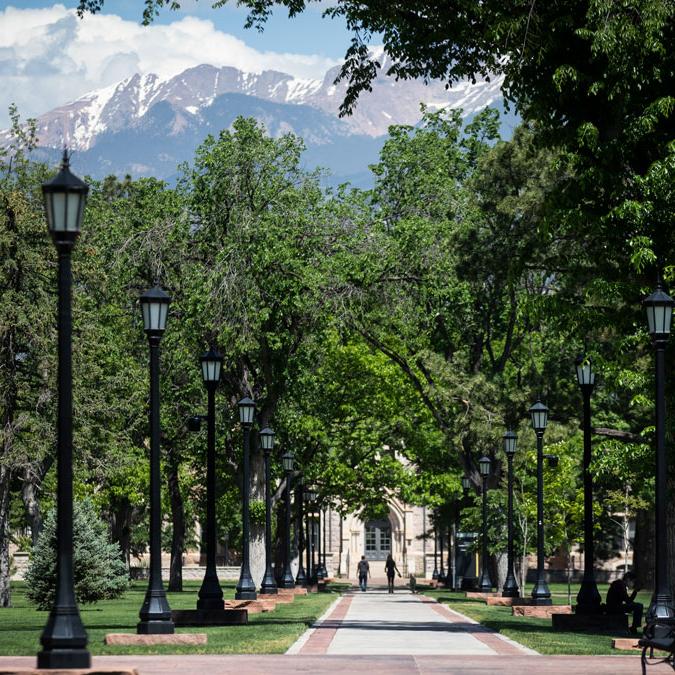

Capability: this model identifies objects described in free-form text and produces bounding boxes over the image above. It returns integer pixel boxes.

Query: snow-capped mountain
[1,61,511,186]
[11,62,505,152]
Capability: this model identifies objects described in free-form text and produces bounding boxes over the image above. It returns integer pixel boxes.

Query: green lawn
[424,582,651,655]
[0,581,344,656]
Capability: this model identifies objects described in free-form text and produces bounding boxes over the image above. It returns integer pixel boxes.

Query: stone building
[313,499,440,581]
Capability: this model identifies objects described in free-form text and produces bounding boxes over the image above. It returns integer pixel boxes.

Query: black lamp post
[478,456,493,592]
[316,506,326,580]
[193,348,224,611]
[259,427,278,595]
[305,496,312,583]
[445,522,454,589]
[438,511,446,583]
[574,356,601,614]
[305,488,318,583]
[529,399,552,605]
[38,152,91,669]
[502,431,520,598]
[643,283,675,627]
[279,450,296,589]
[432,518,439,581]
[137,285,174,634]
[235,396,257,600]
[295,478,307,587]
[322,508,329,578]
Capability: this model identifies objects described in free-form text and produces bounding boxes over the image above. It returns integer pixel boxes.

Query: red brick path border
[298,595,354,654]
[419,595,528,655]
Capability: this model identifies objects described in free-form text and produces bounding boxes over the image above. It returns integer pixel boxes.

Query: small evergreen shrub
[25,499,129,610]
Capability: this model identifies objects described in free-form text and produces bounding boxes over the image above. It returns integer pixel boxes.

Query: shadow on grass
[434,596,476,604]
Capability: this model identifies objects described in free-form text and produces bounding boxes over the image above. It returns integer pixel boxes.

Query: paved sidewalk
[291,589,532,656]
[1,589,670,673]
[0,654,667,674]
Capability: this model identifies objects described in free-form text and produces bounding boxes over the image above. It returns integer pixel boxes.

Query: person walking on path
[384,554,401,594]
[357,555,370,592]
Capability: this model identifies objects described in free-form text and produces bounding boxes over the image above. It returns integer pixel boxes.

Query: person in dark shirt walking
[384,554,401,594]
[357,556,370,592]
[606,571,643,634]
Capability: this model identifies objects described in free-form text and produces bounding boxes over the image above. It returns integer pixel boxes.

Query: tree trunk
[493,551,507,591]
[273,497,286,584]
[634,507,655,590]
[0,465,12,607]
[249,447,265,587]
[21,459,52,547]
[167,446,185,592]
[110,498,133,568]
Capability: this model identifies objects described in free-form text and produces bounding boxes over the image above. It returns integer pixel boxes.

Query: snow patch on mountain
[1,61,506,152]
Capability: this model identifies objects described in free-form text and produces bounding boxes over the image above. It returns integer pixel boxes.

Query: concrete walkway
[289,588,532,656]
[0,654,668,674]
[1,589,671,673]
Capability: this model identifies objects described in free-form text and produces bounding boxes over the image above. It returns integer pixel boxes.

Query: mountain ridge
[2,62,513,187]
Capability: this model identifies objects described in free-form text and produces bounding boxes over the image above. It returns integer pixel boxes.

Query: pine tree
[24,499,128,610]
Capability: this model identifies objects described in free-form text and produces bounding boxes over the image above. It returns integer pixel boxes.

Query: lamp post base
[234,590,257,600]
[137,620,175,634]
[196,597,225,611]
[576,576,601,614]
[260,572,278,595]
[646,593,675,626]
[37,649,91,670]
[502,582,520,598]
[531,574,551,605]
[478,568,493,593]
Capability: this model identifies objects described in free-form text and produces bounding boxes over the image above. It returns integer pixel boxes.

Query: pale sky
[0,1,354,127]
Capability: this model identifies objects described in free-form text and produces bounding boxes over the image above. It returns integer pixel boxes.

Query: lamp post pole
[280,451,296,589]
[322,508,328,578]
[445,524,453,589]
[316,507,325,579]
[432,521,439,581]
[530,400,552,605]
[643,283,675,627]
[438,515,446,583]
[260,428,278,595]
[305,504,312,583]
[575,357,601,614]
[197,349,224,610]
[235,397,257,600]
[295,479,307,587]
[38,154,91,669]
[478,456,493,592]
[502,431,520,598]
[138,287,174,633]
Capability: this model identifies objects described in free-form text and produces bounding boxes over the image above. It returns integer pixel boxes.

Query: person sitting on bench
[606,571,643,634]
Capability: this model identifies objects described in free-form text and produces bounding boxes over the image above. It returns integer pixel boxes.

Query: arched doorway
[364,519,391,560]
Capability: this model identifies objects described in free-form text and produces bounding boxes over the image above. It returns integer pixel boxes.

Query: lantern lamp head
[478,456,491,477]
[42,150,88,243]
[282,449,294,472]
[140,285,171,336]
[461,476,471,491]
[238,397,256,426]
[259,427,275,452]
[200,347,223,385]
[575,354,595,388]
[503,430,517,456]
[529,399,549,433]
[644,283,674,338]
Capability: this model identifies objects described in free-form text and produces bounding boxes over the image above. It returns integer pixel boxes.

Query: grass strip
[0,580,344,655]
